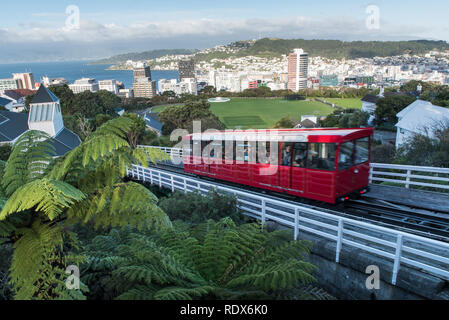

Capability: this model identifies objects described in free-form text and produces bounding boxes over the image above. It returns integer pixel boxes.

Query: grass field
[209,98,335,129]
[320,98,362,109]
[150,98,360,129]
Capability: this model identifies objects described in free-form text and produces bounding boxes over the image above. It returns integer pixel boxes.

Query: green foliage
[82,218,320,300]
[0,116,171,300]
[2,131,56,197]
[374,95,417,126]
[158,190,248,225]
[395,123,449,167]
[272,116,295,129]
[0,145,12,162]
[159,99,225,135]
[320,109,369,128]
[372,144,396,164]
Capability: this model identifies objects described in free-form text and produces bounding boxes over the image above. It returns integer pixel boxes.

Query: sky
[1,0,449,63]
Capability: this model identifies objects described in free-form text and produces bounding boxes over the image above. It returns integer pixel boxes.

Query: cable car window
[256,141,271,164]
[236,141,249,162]
[192,140,201,157]
[338,141,355,170]
[355,137,370,165]
[308,143,337,171]
[282,143,293,166]
[292,143,308,168]
[208,141,223,159]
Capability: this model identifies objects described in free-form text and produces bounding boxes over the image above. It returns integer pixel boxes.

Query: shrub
[158,190,249,225]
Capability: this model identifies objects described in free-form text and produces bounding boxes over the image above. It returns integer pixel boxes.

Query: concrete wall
[267,222,449,300]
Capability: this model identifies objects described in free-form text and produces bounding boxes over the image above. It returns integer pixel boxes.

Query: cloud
[0,15,444,63]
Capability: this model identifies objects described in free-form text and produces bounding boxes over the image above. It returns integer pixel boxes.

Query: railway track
[141,162,449,241]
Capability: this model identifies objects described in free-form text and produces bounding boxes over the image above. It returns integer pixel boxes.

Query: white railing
[128,164,449,285]
[139,145,449,193]
[370,163,449,192]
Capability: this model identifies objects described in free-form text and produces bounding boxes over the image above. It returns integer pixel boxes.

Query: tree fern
[0,116,171,300]
[82,219,322,300]
[2,131,56,197]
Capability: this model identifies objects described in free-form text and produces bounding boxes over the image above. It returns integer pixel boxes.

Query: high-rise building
[178,59,196,81]
[133,77,157,98]
[133,63,156,98]
[12,73,36,90]
[287,49,309,92]
[133,62,152,80]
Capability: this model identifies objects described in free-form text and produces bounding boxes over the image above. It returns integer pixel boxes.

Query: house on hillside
[395,100,449,149]
[0,85,81,156]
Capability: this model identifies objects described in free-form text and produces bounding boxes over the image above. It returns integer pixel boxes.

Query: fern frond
[67,182,171,231]
[0,178,86,221]
[2,131,56,197]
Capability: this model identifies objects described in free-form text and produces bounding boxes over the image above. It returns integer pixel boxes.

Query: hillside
[92,39,449,65]
[91,49,199,64]
[239,39,449,59]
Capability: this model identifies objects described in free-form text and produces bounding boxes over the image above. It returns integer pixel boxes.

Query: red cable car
[182,128,374,204]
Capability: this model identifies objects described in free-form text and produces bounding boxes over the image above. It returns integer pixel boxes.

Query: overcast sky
[1,0,448,63]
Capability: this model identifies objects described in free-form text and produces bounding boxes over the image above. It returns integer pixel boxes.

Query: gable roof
[0,97,13,107]
[0,110,81,156]
[396,100,449,135]
[48,128,82,156]
[0,110,29,142]
[30,85,59,104]
[361,94,378,103]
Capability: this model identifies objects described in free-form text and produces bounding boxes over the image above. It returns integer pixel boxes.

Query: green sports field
[320,98,362,109]
[209,98,334,129]
[150,97,362,129]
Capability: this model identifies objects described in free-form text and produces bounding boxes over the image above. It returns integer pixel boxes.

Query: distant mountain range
[92,38,449,64]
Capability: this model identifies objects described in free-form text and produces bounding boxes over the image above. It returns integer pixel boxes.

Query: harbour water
[0,61,178,90]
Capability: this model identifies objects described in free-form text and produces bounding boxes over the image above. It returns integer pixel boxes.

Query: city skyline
[1,0,449,63]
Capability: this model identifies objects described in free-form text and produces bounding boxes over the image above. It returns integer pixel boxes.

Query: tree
[272,116,295,129]
[0,117,171,300]
[395,122,449,167]
[82,218,324,300]
[320,109,369,128]
[374,95,416,126]
[69,91,103,118]
[159,99,225,136]
[97,90,122,113]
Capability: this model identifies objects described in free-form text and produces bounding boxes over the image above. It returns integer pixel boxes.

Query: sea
[0,60,179,91]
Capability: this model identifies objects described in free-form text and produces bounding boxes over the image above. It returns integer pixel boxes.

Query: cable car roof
[184,128,373,143]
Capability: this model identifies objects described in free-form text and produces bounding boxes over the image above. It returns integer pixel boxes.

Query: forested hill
[91,49,199,64]
[92,39,449,64]
[239,38,449,59]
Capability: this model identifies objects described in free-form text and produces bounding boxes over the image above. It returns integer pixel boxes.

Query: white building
[288,49,309,91]
[118,88,134,99]
[98,79,119,94]
[69,78,99,94]
[158,78,197,96]
[395,100,449,149]
[42,76,68,87]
